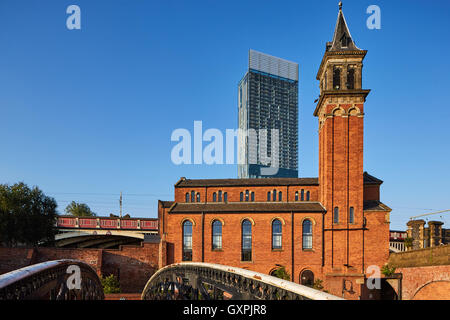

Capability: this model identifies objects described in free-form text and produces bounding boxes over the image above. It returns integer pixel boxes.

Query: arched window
[272,189,277,201]
[245,190,249,202]
[295,191,299,201]
[196,193,200,202]
[306,191,310,201]
[182,220,193,261]
[302,219,313,250]
[213,192,217,202]
[224,192,228,202]
[212,220,222,250]
[241,220,252,261]
[301,189,305,201]
[349,207,354,224]
[278,191,282,201]
[185,193,189,202]
[240,192,244,202]
[218,190,222,202]
[347,67,355,89]
[300,270,314,287]
[333,66,341,90]
[191,191,195,203]
[267,191,271,201]
[251,192,255,202]
[272,219,282,249]
[334,207,339,224]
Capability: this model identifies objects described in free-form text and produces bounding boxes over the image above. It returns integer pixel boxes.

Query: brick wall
[0,243,160,293]
[388,245,449,268]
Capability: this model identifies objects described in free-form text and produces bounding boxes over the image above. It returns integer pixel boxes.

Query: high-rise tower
[238,49,299,178]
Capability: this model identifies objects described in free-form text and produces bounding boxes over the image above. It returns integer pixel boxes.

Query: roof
[363,172,383,185]
[327,4,362,52]
[159,200,174,208]
[175,172,382,188]
[168,202,326,214]
[175,177,319,188]
[363,200,391,212]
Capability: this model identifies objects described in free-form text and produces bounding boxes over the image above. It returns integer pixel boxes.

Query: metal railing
[141,262,343,300]
[0,260,104,300]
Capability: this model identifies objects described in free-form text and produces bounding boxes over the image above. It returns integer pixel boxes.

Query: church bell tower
[315,3,370,270]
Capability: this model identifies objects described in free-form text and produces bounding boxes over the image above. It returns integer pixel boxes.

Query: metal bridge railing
[141,262,344,300]
[0,259,104,300]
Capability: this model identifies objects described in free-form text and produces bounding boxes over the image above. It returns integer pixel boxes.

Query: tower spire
[328,2,361,52]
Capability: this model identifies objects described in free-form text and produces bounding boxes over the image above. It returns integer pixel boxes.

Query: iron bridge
[0,259,104,300]
[141,262,344,300]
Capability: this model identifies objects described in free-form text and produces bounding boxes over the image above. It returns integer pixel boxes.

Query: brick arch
[180,218,196,227]
[210,217,225,226]
[331,106,346,116]
[412,280,450,300]
[270,217,286,225]
[240,217,255,226]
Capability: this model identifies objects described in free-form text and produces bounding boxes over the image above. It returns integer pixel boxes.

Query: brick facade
[158,8,392,300]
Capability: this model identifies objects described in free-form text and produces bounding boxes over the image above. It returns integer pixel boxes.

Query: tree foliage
[271,265,291,281]
[0,182,58,247]
[65,201,96,217]
[101,274,121,294]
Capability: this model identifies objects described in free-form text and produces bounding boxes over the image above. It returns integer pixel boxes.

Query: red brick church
[158,6,392,299]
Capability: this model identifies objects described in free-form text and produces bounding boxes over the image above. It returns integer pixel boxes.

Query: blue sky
[1,0,449,230]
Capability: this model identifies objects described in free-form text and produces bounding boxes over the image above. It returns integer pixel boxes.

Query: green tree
[271,266,291,281]
[0,182,57,247]
[65,201,96,217]
[101,274,121,294]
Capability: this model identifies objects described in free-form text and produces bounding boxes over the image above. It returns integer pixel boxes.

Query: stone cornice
[313,89,371,117]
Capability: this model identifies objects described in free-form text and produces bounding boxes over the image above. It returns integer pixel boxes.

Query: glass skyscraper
[238,49,299,178]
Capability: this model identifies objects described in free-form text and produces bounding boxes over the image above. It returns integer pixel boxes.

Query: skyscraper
[238,49,299,178]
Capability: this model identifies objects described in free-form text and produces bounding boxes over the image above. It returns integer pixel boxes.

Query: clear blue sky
[1,0,449,230]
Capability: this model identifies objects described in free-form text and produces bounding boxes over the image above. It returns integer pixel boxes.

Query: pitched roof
[159,200,174,208]
[327,4,362,52]
[168,202,326,214]
[363,172,383,185]
[175,177,319,188]
[363,200,391,212]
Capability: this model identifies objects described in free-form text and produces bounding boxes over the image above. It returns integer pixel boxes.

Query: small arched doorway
[300,270,314,287]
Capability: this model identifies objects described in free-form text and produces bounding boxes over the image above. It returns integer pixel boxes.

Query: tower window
[347,67,355,89]
[306,191,310,201]
[272,189,277,201]
[301,189,305,201]
[334,207,339,224]
[213,192,217,202]
[295,191,299,201]
[224,192,228,202]
[333,67,341,90]
[278,191,282,201]
[185,193,189,203]
[267,191,271,201]
[240,192,244,202]
[196,193,200,202]
[218,190,222,202]
[245,190,249,202]
[349,207,354,224]
[251,192,255,202]
[191,191,195,203]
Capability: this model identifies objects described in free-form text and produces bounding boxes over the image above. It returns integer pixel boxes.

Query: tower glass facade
[238,50,299,178]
